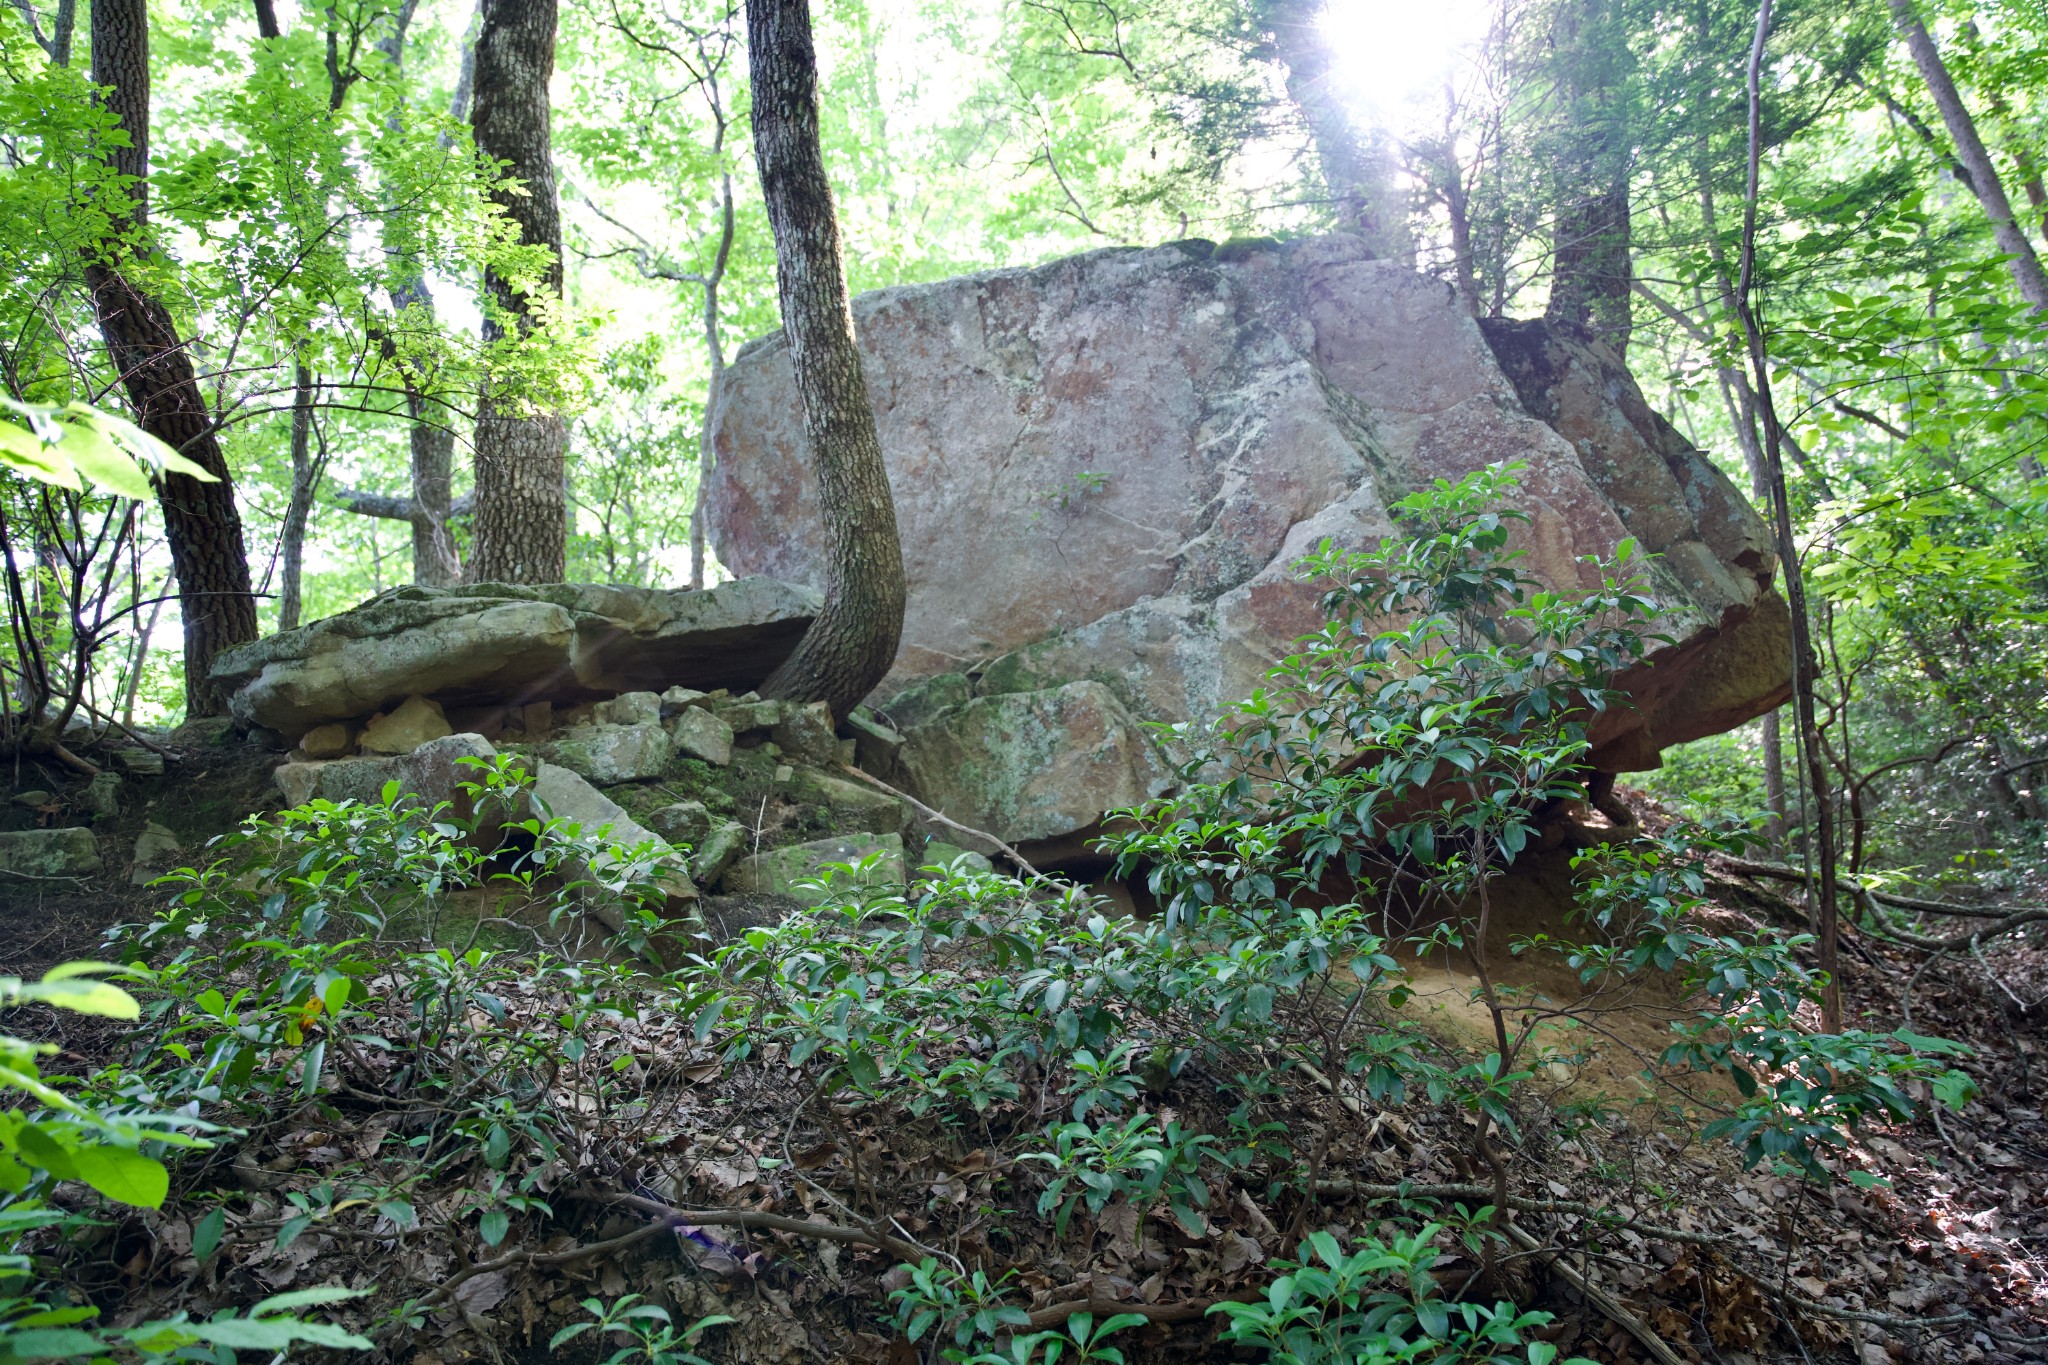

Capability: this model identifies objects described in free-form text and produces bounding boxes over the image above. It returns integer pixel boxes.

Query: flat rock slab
[707,233,1791,842]
[212,577,821,737]
[0,827,102,878]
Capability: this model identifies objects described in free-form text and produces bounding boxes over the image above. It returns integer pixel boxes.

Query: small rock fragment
[692,820,749,887]
[771,700,839,766]
[10,790,52,809]
[648,800,712,848]
[81,771,122,819]
[109,747,166,776]
[669,708,734,766]
[359,695,452,755]
[660,685,709,709]
[299,722,354,759]
[596,691,663,727]
[130,821,184,884]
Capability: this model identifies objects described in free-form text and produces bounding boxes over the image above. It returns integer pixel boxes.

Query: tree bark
[1737,0,1841,1032]
[87,0,260,717]
[468,0,566,584]
[1543,0,1635,356]
[277,359,320,629]
[1265,0,1413,264]
[688,172,733,592]
[746,0,906,718]
[1888,0,2048,313]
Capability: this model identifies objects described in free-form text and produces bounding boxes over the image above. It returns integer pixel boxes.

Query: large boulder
[211,577,822,739]
[706,234,1790,843]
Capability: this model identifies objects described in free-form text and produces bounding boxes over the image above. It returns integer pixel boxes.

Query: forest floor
[3,761,2044,1365]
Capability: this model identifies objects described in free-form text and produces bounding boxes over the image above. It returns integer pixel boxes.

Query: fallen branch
[838,762,1045,880]
[1315,1180,1730,1247]
[1773,1287,2048,1347]
[1722,859,2046,947]
[1503,1223,1687,1365]
[593,1188,931,1264]
[1024,1290,1254,1331]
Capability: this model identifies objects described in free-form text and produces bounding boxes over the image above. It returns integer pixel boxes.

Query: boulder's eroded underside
[706,234,1792,844]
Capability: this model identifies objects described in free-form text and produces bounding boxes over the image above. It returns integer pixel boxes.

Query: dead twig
[1503,1222,1687,1365]
[838,762,1045,880]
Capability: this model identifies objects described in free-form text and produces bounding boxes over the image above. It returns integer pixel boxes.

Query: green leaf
[845,1050,882,1092]
[21,978,140,1020]
[3,1327,107,1358]
[0,424,81,489]
[249,1286,370,1315]
[192,1207,226,1261]
[71,1144,168,1209]
[52,423,154,499]
[299,1040,326,1100]
[479,1208,509,1246]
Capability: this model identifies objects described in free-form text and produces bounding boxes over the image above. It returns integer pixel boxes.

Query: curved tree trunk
[88,0,259,717]
[746,0,906,719]
[468,0,566,584]
[1265,0,1412,264]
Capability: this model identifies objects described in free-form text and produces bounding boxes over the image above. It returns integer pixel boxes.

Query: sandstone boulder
[895,681,1168,845]
[211,577,821,738]
[707,234,1790,843]
[647,800,713,848]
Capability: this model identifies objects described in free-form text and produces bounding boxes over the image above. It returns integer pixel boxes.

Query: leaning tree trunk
[88,0,259,717]
[1543,0,1635,357]
[1266,0,1412,265]
[746,0,906,719]
[467,0,566,584]
[1889,0,2048,314]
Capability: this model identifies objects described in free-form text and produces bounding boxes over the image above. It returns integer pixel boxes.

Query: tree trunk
[1544,0,1635,356]
[687,177,732,592]
[87,0,259,718]
[1888,0,2048,313]
[1265,0,1412,264]
[1737,0,1840,1032]
[468,0,566,584]
[746,0,906,719]
[277,359,319,630]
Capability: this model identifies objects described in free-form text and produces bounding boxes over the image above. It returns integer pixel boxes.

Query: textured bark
[278,359,319,630]
[1544,0,1635,356]
[87,0,259,717]
[746,0,905,718]
[1889,0,2048,313]
[468,0,566,583]
[14,0,77,63]
[1265,0,1412,264]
